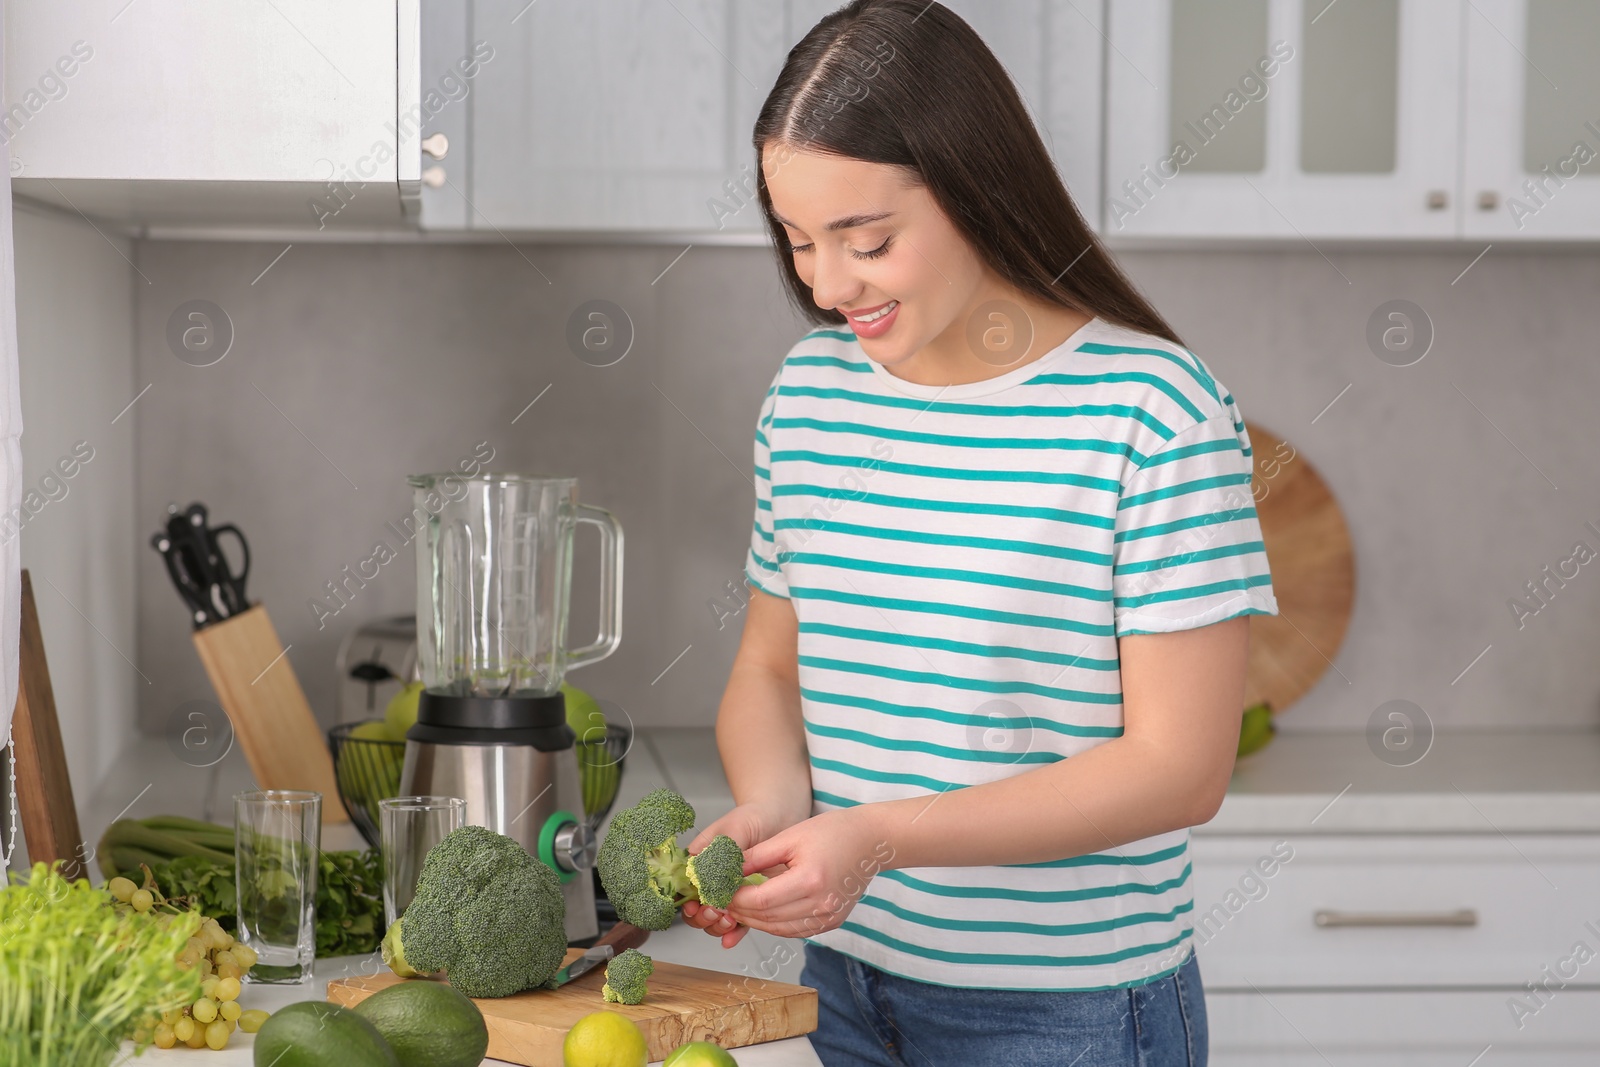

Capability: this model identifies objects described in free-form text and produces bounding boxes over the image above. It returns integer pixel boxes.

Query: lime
[385,681,425,741]
[353,979,488,1067]
[664,1040,740,1066]
[252,1002,397,1067]
[563,1010,647,1067]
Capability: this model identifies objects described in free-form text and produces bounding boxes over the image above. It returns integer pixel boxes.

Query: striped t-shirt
[743,315,1278,992]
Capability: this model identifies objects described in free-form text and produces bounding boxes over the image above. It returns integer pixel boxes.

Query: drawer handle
[1314,908,1477,928]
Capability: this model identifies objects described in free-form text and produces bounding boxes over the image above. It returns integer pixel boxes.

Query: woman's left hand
[720,807,896,940]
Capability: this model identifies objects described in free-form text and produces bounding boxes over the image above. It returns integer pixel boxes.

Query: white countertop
[629,725,1600,836]
[1204,727,1600,833]
[81,725,1600,875]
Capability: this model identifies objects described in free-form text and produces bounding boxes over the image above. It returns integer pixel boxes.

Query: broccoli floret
[596,789,697,930]
[601,947,654,1005]
[686,834,767,910]
[596,790,768,929]
[385,824,567,998]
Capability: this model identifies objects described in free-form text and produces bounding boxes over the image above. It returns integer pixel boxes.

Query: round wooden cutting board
[1241,422,1355,715]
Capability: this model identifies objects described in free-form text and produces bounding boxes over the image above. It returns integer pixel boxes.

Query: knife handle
[594,921,650,957]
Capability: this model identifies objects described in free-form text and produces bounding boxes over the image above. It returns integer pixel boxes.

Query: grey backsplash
[133,240,1600,736]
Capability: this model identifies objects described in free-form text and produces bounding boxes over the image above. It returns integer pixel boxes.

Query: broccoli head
[596,789,769,929]
[385,824,567,998]
[601,947,654,1005]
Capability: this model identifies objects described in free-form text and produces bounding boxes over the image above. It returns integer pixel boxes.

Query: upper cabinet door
[1105,0,1463,240]
[1462,0,1600,239]
[5,1,416,229]
[444,0,789,234]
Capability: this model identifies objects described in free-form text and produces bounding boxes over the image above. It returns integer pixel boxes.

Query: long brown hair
[752,0,1185,349]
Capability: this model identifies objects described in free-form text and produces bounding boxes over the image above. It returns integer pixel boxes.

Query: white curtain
[0,1,24,879]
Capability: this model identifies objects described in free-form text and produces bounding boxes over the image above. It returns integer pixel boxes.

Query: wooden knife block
[191,605,347,824]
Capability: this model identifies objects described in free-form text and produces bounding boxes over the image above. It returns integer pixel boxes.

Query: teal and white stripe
[745,316,1278,991]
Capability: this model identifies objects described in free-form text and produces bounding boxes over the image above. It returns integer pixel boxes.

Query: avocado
[252,1002,398,1067]
[353,979,489,1067]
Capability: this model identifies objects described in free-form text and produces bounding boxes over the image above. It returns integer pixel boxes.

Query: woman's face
[761,143,988,370]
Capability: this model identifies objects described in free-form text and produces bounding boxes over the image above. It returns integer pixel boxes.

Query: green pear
[385,681,425,741]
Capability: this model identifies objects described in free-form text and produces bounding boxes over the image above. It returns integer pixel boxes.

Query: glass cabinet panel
[1300,0,1399,173]
[1522,0,1600,176]
[1168,0,1270,172]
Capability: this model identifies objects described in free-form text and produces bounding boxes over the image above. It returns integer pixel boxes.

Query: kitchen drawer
[1189,834,1600,988]
[1206,987,1600,1066]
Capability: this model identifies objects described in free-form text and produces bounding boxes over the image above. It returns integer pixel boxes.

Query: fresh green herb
[145,847,385,957]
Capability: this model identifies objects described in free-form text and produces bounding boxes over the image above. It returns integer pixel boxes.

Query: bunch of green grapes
[110,876,271,1050]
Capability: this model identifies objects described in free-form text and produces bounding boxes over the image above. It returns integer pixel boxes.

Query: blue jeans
[798,941,1208,1067]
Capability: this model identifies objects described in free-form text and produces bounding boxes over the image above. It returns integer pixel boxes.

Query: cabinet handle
[1426,190,1448,210]
[421,133,449,160]
[1314,908,1477,928]
[1477,190,1499,211]
[421,166,446,189]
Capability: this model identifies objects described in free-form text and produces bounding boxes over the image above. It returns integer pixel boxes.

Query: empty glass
[380,795,467,927]
[234,790,320,984]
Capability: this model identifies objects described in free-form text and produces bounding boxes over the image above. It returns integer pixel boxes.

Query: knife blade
[546,921,651,989]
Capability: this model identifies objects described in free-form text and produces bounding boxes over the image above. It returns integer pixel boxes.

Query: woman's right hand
[681,801,797,949]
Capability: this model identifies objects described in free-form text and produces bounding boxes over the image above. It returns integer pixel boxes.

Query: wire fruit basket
[328,721,406,848]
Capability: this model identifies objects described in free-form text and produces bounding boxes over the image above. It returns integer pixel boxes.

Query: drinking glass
[380,795,467,927]
[234,790,320,984]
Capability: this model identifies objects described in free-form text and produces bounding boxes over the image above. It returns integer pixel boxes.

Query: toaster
[334,614,419,724]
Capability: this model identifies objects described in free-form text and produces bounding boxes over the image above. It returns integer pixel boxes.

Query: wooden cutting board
[1242,421,1356,715]
[326,953,817,1064]
[191,604,347,824]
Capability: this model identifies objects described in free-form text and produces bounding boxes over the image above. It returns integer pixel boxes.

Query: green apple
[385,681,425,741]
[664,1041,739,1067]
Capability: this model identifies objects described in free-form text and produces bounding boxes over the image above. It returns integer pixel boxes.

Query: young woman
[680,3,1278,1063]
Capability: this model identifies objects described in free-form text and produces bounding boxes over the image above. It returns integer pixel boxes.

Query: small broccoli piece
[386,824,567,998]
[597,789,699,930]
[601,948,654,1005]
[685,834,768,910]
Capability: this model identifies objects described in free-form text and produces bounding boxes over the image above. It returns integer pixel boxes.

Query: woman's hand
[721,807,895,941]
[680,801,797,949]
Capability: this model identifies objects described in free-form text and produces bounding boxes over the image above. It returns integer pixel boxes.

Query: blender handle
[566,503,623,672]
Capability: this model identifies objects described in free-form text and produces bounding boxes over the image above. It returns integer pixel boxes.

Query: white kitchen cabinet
[1206,989,1600,1066]
[1461,0,1600,239]
[1191,832,1600,1063]
[423,1,1104,235]
[1105,0,1464,240]
[4,1,421,230]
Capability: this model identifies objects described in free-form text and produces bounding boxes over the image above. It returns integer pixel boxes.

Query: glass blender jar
[399,472,623,943]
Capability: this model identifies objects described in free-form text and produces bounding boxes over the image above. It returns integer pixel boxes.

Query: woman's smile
[843,298,899,338]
